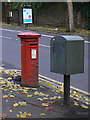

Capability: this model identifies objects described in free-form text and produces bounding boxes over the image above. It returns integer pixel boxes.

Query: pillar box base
[20,82,40,88]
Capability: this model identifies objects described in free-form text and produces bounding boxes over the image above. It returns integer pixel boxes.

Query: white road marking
[0,36,12,39]
[17,30,23,32]
[0,28,90,44]
[84,41,90,44]
[41,34,54,38]
[39,44,50,48]
[0,28,22,33]
[0,28,16,32]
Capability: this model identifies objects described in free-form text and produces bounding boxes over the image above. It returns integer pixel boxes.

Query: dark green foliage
[3,2,89,19]
[31,2,47,10]
[73,2,89,20]
[3,2,47,12]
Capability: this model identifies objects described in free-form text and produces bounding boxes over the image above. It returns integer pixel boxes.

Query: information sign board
[23,8,32,23]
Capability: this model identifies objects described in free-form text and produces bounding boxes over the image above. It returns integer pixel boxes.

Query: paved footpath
[0,68,89,119]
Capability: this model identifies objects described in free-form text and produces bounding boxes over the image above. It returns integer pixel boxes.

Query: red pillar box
[17,32,41,87]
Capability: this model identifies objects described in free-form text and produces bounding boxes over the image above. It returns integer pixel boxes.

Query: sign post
[9,11,12,17]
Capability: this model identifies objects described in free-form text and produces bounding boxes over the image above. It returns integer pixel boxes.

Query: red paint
[17,32,41,39]
[28,15,31,18]
[17,32,41,86]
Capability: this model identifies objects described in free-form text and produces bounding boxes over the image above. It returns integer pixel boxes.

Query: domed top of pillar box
[17,32,41,39]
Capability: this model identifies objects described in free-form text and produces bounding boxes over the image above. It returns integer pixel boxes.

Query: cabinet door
[25,42,38,85]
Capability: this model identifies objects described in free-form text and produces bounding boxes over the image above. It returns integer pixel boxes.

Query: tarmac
[0,23,90,119]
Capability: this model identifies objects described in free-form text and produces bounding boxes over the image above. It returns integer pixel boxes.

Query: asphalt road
[0,27,89,93]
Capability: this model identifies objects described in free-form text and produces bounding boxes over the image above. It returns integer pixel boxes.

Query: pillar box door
[17,32,41,87]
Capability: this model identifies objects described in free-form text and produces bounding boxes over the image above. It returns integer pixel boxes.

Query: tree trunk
[67,0,74,32]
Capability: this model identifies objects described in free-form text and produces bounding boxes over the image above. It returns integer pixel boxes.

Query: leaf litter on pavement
[13,101,27,107]
[17,111,31,118]
[1,68,90,118]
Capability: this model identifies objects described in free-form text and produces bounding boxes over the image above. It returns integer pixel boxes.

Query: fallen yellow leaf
[20,102,27,107]
[27,113,31,117]
[13,103,19,107]
[17,112,32,118]
[49,101,56,105]
[41,80,46,84]
[2,85,6,87]
[42,103,49,106]
[49,97,57,100]
[85,102,90,105]
[83,97,89,101]
[23,112,27,115]
[74,97,79,101]
[70,95,73,98]
[81,104,88,109]
[39,92,49,97]
[5,100,8,102]
[34,91,39,95]
[8,77,12,80]
[22,91,28,94]
[50,89,55,92]
[17,114,20,118]
[10,95,15,98]
[40,113,46,116]
[1,64,5,67]
[74,102,79,106]
[60,90,64,92]
[46,82,51,86]
[58,96,62,99]
[20,114,26,118]
[27,95,33,97]
[0,77,4,80]
[3,95,8,98]
[31,88,37,90]
[9,109,13,112]
[37,98,43,101]
[43,97,48,100]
